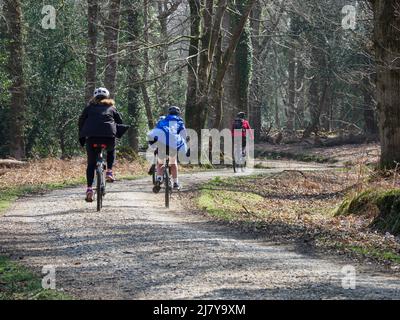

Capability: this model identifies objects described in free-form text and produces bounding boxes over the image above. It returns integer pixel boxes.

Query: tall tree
[141,0,155,129]
[185,0,256,133]
[104,0,122,97]
[126,1,142,151]
[4,0,25,160]
[185,0,201,118]
[249,0,262,142]
[211,0,256,129]
[85,0,99,103]
[372,0,400,168]
[286,12,297,132]
[220,0,253,131]
[187,0,228,134]
[156,0,182,108]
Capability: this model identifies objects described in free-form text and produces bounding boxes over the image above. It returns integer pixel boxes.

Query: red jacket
[231,119,254,139]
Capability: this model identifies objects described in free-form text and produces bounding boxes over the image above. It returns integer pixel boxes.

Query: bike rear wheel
[152,166,156,185]
[164,169,171,208]
[96,168,103,212]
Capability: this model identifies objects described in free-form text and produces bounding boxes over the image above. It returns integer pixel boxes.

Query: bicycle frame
[233,139,247,173]
[152,149,158,185]
[163,157,173,208]
[93,144,107,212]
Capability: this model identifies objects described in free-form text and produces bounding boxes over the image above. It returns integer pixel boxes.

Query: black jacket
[79,103,123,139]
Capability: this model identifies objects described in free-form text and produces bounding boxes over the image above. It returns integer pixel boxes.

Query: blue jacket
[148,115,187,151]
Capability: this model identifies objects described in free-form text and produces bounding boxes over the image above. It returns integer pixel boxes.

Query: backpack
[233,118,244,131]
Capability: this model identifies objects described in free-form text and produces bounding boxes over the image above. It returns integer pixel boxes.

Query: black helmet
[168,106,181,115]
[237,112,246,119]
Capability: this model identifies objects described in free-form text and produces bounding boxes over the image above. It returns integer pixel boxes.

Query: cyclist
[78,87,124,202]
[147,106,187,191]
[231,112,253,158]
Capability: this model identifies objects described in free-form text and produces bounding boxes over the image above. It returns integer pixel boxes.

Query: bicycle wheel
[152,165,156,185]
[233,149,239,173]
[96,168,103,212]
[241,161,246,172]
[164,168,170,208]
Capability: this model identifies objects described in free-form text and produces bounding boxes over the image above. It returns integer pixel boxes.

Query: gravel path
[0,161,399,299]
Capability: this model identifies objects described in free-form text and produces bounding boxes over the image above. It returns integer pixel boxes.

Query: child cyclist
[78,87,125,202]
[147,106,187,191]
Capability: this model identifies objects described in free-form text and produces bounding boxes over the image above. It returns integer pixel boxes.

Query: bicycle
[152,151,173,208]
[163,157,173,208]
[233,140,247,173]
[92,144,107,212]
[151,149,158,185]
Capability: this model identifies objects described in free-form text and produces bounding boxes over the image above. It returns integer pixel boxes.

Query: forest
[1,0,400,301]
[1,0,396,166]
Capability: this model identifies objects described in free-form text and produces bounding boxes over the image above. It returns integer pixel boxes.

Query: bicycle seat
[92,144,107,149]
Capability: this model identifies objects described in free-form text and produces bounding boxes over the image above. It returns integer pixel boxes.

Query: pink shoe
[106,170,115,183]
[85,188,94,202]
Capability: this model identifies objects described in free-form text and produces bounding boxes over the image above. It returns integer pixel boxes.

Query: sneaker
[173,182,181,190]
[85,188,94,202]
[106,170,115,183]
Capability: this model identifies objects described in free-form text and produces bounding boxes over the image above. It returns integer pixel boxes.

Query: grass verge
[191,173,400,266]
[0,256,72,300]
[0,178,86,215]
[255,150,337,164]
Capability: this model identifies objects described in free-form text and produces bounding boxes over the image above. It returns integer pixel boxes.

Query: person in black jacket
[79,87,123,202]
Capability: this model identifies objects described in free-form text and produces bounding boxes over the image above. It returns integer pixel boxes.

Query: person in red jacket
[231,112,253,153]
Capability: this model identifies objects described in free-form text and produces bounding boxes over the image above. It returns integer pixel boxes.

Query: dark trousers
[86,137,116,187]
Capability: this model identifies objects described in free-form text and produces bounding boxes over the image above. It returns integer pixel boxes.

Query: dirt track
[1,161,400,299]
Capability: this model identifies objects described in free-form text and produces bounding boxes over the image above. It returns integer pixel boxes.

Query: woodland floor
[255,142,380,166]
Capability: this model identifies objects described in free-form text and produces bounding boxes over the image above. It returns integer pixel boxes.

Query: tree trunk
[295,59,305,129]
[303,43,328,139]
[104,0,121,97]
[363,76,378,136]
[4,0,26,160]
[187,0,226,134]
[211,0,256,128]
[286,45,296,132]
[220,0,253,131]
[185,0,200,120]
[126,1,142,151]
[157,0,170,109]
[249,0,262,142]
[156,0,182,109]
[85,0,99,103]
[141,0,155,128]
[373,0,400,168]
[235,0,252,112]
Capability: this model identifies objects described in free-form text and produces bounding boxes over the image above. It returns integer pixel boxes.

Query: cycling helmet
[94,87,110,99]
[237,112,246,119]
[168,106,181,115]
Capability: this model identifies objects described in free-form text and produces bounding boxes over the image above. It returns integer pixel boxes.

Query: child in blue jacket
[148,106,187,190]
